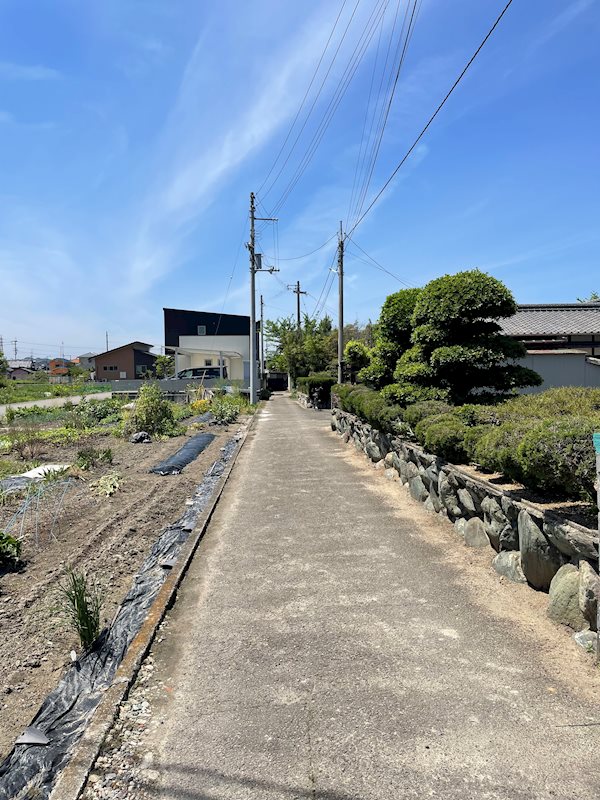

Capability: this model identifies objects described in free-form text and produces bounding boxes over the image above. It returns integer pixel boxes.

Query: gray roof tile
[500,304,600,337]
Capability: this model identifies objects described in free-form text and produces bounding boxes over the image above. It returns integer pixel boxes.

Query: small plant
[0,531,21,565]
[57,568,103,651]
[190,398,210,415]
[76,447,113,471]
[93,471,122,497]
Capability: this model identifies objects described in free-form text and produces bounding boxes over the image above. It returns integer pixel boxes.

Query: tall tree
[265,315,336,384]
[358,288,421,388]
[388,270,541,405]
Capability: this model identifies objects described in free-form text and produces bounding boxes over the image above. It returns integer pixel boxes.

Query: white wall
[517,352,600,393]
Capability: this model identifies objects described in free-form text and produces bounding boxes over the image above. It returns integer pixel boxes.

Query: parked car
[174,366,228,380]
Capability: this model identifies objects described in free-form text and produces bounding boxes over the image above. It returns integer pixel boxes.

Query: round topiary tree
[393,270,541,404]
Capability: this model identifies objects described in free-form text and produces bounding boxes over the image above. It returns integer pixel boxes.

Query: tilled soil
[0,424,237,760]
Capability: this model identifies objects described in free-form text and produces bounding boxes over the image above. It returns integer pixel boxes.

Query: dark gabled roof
[96,341,153,357]
[500,304,600,337]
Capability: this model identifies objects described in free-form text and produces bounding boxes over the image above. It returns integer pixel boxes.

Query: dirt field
[0,422,240,759]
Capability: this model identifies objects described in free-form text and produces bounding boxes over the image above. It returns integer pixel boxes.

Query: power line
[214,214,248,336]
[262,233,337,262]
[264,0,391,218]
[256,0,352,197]
[347,0,515,237]
[350,0,422,227]
[346,235,415,286]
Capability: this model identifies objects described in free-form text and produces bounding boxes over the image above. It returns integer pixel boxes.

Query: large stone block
[492,551,527,583]
[548,565,587,631]
[365,440,382,462]
[409,475,429,504]
[578,560,599,632]
[543,519,598,562]
[518,510,565,591]
[457,487,477,516]
[438,474,461,518]
[464,517,489,548]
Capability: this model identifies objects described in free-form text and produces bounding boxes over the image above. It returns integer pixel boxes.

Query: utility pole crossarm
[287,281,308,330]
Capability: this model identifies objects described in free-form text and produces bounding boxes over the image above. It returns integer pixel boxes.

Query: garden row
[333,384,600,503]
[331,407,599,639]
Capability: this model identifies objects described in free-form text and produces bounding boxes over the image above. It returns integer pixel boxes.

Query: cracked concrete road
[138,394,600,799]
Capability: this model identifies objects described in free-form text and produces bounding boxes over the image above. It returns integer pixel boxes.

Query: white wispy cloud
[0,61,60,80]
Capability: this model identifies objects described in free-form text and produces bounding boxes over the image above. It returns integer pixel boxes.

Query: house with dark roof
[500,303,600,393]
[94,342,157,381]
[500,303,600,356]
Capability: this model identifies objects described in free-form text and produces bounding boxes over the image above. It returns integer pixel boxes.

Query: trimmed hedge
[333,384,405,434]
[335,385,600,502]
[297,373,336,405]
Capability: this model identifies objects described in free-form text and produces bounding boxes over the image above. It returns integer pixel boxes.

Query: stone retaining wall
[331,408,599,641]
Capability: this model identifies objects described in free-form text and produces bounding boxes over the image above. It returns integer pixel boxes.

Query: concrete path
[0,391,111,418]
[141,395,600,800]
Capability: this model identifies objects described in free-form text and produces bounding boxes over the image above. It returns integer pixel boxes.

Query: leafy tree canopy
[392,269,540,404]
[358,288,421,389]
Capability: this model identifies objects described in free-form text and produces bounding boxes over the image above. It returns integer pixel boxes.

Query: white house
[163,308,258,384]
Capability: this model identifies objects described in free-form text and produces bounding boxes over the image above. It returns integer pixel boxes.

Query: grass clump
[57,568,103,651]
[75,447,113,471]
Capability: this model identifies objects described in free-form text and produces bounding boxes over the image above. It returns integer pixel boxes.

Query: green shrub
[296,373,336,405]
[380,382,450,406]
[332,384,403,433]
[516,417,600,500]
[66,398,124,430]
[401,400,452,429]
[0,531,21,565]
[472,421,535,480]
[210,392,253,424]
[124,383,182,437]
[414,413,469,463]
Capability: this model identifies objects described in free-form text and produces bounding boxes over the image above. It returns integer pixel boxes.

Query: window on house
[204,359,213,366]
[197,325,206,335]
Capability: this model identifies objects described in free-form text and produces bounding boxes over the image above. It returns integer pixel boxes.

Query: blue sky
[0,0,598,359]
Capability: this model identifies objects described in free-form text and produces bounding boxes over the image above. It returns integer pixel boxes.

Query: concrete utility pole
[12,339,17,360]
[247,192,278,403]
[337,220,344,385]
[260,294,265,387]
[288,281,307,330]
[106,331,109,352]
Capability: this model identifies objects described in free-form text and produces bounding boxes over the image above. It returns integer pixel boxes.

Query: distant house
[49,358,72,377]
[77,352,97,370]
[164,308,258,383]
[7,366,34,380]
[94,342,157,381]
[8,358,34,371]
[500,303,600,393]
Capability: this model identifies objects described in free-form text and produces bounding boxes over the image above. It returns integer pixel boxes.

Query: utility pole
[287,281,307,330]
[260,294,265,387]
[0,335,3,355]
[337,220,344,385]
[247,192,278,403]
[12,339,17,360]
[106,331,109,352]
